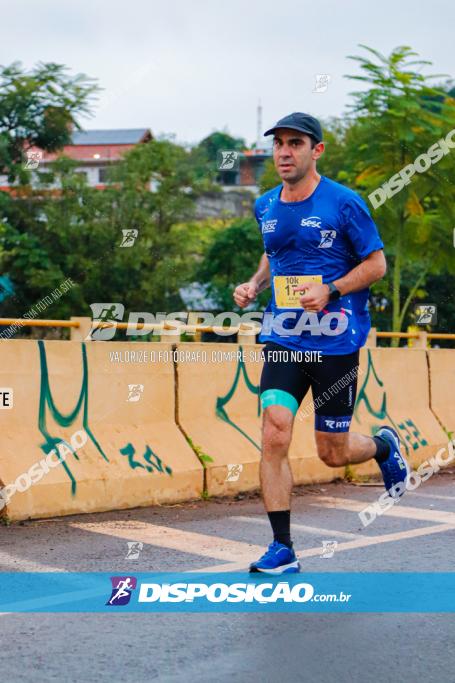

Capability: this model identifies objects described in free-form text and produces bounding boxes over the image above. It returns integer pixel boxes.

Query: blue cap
[264,112,323,142]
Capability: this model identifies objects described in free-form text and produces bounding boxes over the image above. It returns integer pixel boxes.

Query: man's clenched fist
[294,281,330,312]
[233,282,258,308]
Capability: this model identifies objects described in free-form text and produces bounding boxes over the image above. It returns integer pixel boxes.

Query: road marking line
[70,520,265,563]
[408,492,455,502]
[309,495,455,524]
[193,523,455,572]
[0,552,66,573]
[230,515,361,539]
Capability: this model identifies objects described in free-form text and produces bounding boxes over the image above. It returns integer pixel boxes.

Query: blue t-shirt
[254,176,384,355]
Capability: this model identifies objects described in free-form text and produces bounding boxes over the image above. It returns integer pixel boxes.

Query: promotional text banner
[1,572,455,613]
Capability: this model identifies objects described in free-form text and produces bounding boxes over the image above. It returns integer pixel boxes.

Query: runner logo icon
[318,230,336,248]
[107,576,137,606]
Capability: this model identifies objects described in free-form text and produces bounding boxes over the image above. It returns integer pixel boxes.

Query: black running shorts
[260,342,360,432]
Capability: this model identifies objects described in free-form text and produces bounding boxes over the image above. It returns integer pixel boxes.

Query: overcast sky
[1,0,453,146]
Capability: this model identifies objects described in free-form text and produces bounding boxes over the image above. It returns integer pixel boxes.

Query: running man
[109,577,134,604]
[233,112,410,575]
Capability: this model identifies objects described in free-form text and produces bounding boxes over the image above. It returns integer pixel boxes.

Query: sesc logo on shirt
[262,219,278,234]
[300,216,322,228]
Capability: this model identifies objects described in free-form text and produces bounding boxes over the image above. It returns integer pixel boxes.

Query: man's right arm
[250,253,270,293]
[233,253,270,308]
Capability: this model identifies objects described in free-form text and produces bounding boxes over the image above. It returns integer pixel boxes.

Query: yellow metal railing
[0,318,455,344]
[0,318,79,328]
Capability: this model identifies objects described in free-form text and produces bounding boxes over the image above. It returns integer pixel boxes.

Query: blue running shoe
[375,426,410,498]
[249,541,300,574]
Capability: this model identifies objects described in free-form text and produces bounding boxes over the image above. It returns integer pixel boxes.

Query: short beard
[280,166,309,184]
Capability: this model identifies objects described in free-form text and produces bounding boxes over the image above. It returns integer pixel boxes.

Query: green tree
[317,118,351,183]
[196,218,268,310]
[0,61,99,184]
[258,156,279,194]
[197,130,246,162]
[0,139,214,324]
[345,45,455,340]
[0,62,99,317]
[192,130,247,185]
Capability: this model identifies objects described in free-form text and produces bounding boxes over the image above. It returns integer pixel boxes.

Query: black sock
[373,435,391,463]
[267,510,292,548]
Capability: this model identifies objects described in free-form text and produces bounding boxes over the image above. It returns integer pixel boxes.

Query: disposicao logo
[137,581,315,603]
[106,576,137,606]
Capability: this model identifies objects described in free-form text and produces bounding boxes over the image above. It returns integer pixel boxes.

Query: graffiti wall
[0,340,450,520]
[0,341,202,520]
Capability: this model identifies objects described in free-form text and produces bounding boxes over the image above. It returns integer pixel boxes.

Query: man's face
[272,129,324,183]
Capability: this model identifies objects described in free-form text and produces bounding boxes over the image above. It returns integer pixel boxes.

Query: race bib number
[273,274,323,309]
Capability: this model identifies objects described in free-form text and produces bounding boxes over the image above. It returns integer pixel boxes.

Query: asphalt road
[2,472,455,683]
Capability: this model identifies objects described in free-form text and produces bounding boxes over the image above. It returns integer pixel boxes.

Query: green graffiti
[217,347,428,456]
[120,443,173,475]
[38,340,108,495]
[354,349,427,453]
[397,419,428,451]
[38,341,173,495]
[215,347,261,451]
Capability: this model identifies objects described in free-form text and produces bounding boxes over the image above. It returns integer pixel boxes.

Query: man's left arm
[333,248,386,295]
[297,194,386,313]
[296,250,386,312]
